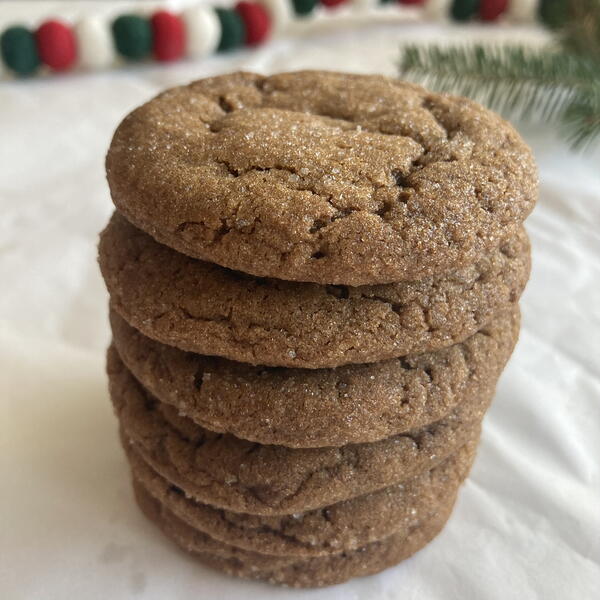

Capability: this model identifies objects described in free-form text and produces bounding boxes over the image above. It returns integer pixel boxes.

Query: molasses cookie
[109,347,486,515]
[127,438,476,557]
[106,70,537,285]
[133,479,456,587]
[99,212,529,368]
[111,307,519,447]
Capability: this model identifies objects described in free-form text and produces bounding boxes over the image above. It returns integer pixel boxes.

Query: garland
[0,0,560,78]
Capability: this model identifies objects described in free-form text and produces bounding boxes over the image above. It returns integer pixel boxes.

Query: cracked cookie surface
[109,347,485,515]
[99,213,529,368]
[127,438,476,557]
[106,70,537,286]
[134,478,456,587]
[111,307,519,447]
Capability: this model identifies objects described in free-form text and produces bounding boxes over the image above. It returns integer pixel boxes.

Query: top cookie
[106,70,537,285]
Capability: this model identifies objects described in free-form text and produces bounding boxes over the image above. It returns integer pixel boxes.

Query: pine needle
[563,86,600,148]
[399,44,600,148]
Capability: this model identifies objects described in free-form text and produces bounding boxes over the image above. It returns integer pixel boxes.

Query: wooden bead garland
[35,20,77,71]
[0,25,40,75]
[181,6,221,58]
[215,7,246,52]
[151,10,186,62]
[74,17,116,69]
[0,0,551,78]
[236,2,273,45]
[112,15,152,61]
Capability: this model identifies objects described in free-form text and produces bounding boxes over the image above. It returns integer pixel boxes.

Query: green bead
[0,25,40,76]
[451,0,480,21]
[539,0,569,29]
[215,8,245,52]
[112,15,152,60]
[379,0,395,4]
[292,0,317,15]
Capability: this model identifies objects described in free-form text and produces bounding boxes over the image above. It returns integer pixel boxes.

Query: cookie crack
[121,382,480,513]
[420,97,452,141]
[210,149,426,230]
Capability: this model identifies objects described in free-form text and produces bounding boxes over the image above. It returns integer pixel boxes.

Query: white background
[1,2,599,599]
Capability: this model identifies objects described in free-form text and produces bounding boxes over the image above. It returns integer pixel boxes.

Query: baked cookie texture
[133,478,455,587]
[99,212,529,368]
[109,347,485,515]
[106,71,537,286]
[99,70,536,587]
[126,439,476,557]
[110,307,519,447]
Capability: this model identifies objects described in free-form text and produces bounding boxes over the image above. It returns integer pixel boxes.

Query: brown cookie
[99,212,529,369]
[109,347,486,515]
[127,438,476,557]
[133,478,455,587]
[106,70,537,286]
[111,307,519,447]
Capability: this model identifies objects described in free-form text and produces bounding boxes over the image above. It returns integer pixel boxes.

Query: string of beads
[0,0,567,77]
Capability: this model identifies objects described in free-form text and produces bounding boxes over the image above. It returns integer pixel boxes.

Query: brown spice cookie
[127,438,476,557]
[99,212,529,369]
[133,478,455,587]
[106,70,537,286]
[109,347,486,515]
[111,307,519,447]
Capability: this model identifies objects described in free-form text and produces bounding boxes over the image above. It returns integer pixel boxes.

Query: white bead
[182,5,221,58]
[424,0,453,20]
[505,0,539,22]
[257,0,293,33]
[74,16,115,70]
[351,0,380,10]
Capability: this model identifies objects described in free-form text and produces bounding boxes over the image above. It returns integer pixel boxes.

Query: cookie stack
[99,71,536,587]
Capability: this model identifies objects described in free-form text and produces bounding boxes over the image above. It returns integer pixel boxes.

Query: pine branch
[399,44,600,147]
[563,86,600,148]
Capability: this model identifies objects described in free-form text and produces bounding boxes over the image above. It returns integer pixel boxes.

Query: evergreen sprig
[399,1,600,148]
[563,84,600,147]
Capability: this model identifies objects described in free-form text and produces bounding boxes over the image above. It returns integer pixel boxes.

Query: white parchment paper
[1,3,599,598]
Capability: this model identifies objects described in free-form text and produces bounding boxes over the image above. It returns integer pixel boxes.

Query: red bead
[151,10,185,61]
[235,2,271,45]
[321,0,348,8]
[35,20,76,71]
[479,0,508,21]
